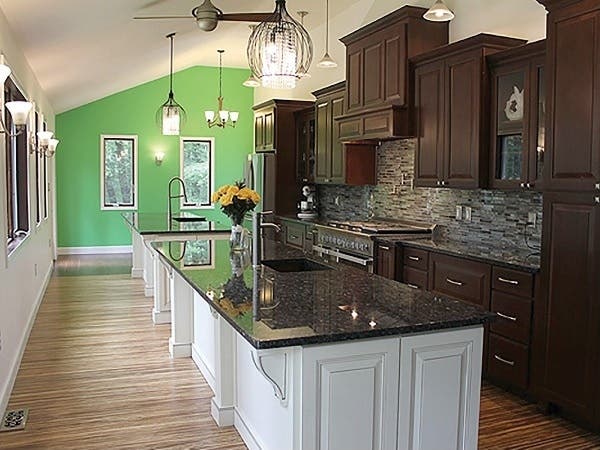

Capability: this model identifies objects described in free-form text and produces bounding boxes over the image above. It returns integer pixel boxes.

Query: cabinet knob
[526,183,533,189]
[520,183,526,188]
[595,183,600,191]
[595,196,600,204]
[442,180,448,186]
[436,181,441,186]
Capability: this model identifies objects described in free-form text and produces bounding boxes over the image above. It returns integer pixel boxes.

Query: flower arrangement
[211,181,261,226]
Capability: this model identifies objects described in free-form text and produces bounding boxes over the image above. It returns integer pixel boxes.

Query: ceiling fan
[134,0,277,32]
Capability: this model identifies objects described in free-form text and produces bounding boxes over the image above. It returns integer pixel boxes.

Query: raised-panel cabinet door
[301,338,400,450]
[376,244,396,280]
[254,114,264,151]
[533,191,600,424]
[264,111,274,150]
[544,6,600,191]
[364,41,385,108]
[398,327,484,450]
[384,26,407,105]
[444,52,482,188]
[330,95,346,183]
[414,60,444,187]
[315,102,331,183]
[347,49,364,112]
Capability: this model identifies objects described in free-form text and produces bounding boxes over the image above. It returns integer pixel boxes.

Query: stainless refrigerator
[244,151,276,213]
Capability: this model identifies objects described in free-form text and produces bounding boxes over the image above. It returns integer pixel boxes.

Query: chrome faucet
[252,211,281,267]
[168,176,191,223]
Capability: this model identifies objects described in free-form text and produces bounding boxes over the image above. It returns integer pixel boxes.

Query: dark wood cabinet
[313,82,377,185]
[412,34,526,189]
[253,100,315,215]
[488,41,546,190]
[541,0,600,192]
[375,242,397,280]
[532,191,600,426]
[295,107,316,184]
[338,6,448,140]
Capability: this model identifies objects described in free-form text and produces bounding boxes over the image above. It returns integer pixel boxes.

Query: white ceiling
[0,0,547,114]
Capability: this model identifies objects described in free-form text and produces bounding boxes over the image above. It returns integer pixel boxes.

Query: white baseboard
[152,308,171,325]
[57,245,132,255]
[234,409,265,450]
[0,262,53,417]
[131,268,143,278]
[144,287,154,297]
[211,398,235,427]
[192,344,216,391]
[169,338,192,358]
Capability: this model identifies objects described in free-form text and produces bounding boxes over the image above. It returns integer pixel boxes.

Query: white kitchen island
[153,237,491,450]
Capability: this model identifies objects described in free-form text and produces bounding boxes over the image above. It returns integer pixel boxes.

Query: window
[180,137,214,208]
[101,135,137,210]
[4,77,29,250]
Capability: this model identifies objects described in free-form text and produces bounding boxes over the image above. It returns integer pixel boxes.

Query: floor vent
[0,408,29,432]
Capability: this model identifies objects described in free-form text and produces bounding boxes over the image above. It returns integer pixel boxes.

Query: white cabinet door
[301,337,400,450]
[192,291,217,390]
[398,327,484,450]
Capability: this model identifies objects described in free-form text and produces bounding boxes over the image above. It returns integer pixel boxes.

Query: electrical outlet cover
[455,206,463,220]
[528,212,537,227]
[465,207,472,222]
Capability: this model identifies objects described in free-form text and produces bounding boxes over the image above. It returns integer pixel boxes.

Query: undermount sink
[171,216,207,223]
[261,258,332,273]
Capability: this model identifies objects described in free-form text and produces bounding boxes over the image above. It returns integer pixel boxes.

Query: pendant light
[423,0,455,22]
[156,33,186,135]
[317,0,337,69]
[243,26,261,88]
[205,50,239,128]
[297,11,311,78]
[247,0,313,90]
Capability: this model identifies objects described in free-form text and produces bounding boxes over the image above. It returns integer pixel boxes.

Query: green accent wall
[56,66,254,248]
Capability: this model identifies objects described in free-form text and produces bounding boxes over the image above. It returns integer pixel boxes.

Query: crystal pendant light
[243,74,261,88]
[317,0,337,68]
[247,0,313,90]
[423,0,455,22]
[156,33,186,135]
[205,50,239,128]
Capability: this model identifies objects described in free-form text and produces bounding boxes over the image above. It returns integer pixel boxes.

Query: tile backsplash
[317,139,542,250]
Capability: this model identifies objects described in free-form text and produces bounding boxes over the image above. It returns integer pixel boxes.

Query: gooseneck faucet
[252,211,282,267]
[168,176,190,223]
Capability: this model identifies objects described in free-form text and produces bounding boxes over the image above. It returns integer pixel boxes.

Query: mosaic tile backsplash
[317,139,542,250]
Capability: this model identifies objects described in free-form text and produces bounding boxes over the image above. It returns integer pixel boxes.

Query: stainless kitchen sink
[261,258,332,273]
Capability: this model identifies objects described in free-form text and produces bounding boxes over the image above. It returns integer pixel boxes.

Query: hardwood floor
[1,255,599,449]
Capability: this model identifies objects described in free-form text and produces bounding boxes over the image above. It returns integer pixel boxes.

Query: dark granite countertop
[376,235,540,273]
[123,212,231,235]
[152,236,494,350]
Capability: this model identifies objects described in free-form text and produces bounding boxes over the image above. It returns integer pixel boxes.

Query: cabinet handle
[379,245,390,251]
[498,277,519,285]
[595,183,599,190]
[527,182,534,189]
[494,354,515,366]
[520,183,526,188]
[289,234,299,240]
[497,311,518,322]
[596,196,600,204]
[441,180,447,186]
[406,283,420,289]
[436,181,441,186]
[446,278,464,286]
[408,256,420,261]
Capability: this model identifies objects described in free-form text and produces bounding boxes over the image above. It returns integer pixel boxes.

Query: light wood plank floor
[1,255,599,449]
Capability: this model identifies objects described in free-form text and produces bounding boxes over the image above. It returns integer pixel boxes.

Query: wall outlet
[464,207,472,222]
[455,205,463,220]
[528,212,537,227]
[334,196,340,206]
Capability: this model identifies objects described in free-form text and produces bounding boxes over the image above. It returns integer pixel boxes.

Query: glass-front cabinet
[489,40,545,190]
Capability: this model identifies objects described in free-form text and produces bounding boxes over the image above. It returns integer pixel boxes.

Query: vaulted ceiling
[0,0,547,114]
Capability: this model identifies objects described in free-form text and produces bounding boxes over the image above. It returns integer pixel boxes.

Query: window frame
[100,134,138,211]
[4,75,31,254]
[179,137,215,210]
[33,108,41,226]
[42,119,48,220]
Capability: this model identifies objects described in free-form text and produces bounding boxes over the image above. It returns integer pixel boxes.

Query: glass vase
[230,224,248,252]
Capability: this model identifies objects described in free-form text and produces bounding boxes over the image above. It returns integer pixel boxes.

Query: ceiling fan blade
[218,13,278,23]
[133,15,192,20]
[140,0,171,9]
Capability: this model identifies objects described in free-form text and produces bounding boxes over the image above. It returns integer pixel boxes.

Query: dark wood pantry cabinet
[295,106,316,184]
[412,34,526,189]
[488,41,546,191]
[337,6,448,141]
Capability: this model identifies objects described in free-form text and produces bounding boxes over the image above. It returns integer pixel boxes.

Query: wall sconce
[155,152,165,166]
[1,55,33,137]
[30,130,59,158]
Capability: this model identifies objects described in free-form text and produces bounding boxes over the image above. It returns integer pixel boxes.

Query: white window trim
[100,134,138,211]
[179,136,215,210]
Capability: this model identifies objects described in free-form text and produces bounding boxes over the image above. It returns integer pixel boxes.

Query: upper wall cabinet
[337,6,448,142]
[539,0,600,192]
[488,40,546,191]
[411,34,526,189]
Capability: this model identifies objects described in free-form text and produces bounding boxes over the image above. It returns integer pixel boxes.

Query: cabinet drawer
[403,267,428,290]
[284,223,305,249]
[492,267,534,298]
[490,291,532,344]
[487,333,529,390]
[429,253,491,308]
[403,247,429,271]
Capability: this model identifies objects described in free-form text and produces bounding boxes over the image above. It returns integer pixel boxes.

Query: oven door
[312,245,374,273]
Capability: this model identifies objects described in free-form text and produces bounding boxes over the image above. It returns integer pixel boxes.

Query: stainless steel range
[312,219,435,272]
